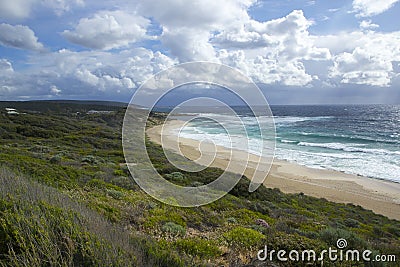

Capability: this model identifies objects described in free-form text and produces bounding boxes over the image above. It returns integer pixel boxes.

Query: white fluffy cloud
[138,0,253,29]
[329,31,400,86]
[0,23,44,51]
[352,0,400,17]
[139,5,329,86]
[213,10,330,86]
[138,0,254,62]
[225,10,330,61]
[330,47,392,86]
[63,10,149,50]
[161,28,217,62]
[314,31,366,54]
[219,50,314,86]
[359,20,379,30]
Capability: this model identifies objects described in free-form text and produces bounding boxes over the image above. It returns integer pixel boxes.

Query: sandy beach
[147,120,400,220]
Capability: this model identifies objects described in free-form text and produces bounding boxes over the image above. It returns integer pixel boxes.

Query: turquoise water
[173,105,400,182]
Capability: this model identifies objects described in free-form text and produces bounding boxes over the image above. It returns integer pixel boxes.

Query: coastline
[147,120,400,220]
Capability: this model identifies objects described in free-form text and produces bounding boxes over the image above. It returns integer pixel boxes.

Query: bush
[113,169,126,177]
[0,168,186,267]
[174,238,221,260]
[161,222,186,237]
[49,155,62,164]
[226,217,237,224]
[223,227,265,250]
[165,172,186,183]
[344,218,360,228]
[267,232,325,252]
[111,176,136,190]
[319,227,366,249]
[106,188,124,200]
[81,155,101,165]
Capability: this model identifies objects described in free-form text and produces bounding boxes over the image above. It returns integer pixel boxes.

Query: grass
[0,102,399,266]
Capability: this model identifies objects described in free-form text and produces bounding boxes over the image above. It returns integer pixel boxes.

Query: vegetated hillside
[0,102,399,267]
[0,100,128,114]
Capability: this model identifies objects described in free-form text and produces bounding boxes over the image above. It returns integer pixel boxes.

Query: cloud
[329,31,400,86]
[138,0,255,62]
[138,0,254,29]
[330,47,392,86]
[50,48,176,91]
[62,10,149,50]
[314,31,366,54]
[41,0,84,16]
[359,20,379,30]
[218,50,314,86]
[352,0,400,17]
[161,28,217,62]
[212,24,277,49]
[212,10,331,86]
[214,10,331,61]
[50,85,61,95]
[0,59,20,97]
[0,0,36,20]
[0,23,44,51]
[0,48,177,100]
[1,0,400,102]
[0,0,84,20]
[0,59,14,74]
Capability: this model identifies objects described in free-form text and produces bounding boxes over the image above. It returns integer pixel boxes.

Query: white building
[5,108,19,115]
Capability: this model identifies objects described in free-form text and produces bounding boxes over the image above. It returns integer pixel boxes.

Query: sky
[0,0,400,105]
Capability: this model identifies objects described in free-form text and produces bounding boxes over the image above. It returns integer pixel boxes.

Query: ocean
[163,105,400,183]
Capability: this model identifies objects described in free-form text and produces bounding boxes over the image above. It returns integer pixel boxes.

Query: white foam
[176,116,400,183]
[297,142,400,156]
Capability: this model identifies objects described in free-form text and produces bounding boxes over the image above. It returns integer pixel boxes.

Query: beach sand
[147,120,400,220]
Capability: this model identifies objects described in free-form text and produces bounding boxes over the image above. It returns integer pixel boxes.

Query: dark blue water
[172,105,400,182]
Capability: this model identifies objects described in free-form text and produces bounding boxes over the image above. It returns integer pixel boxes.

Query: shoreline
[147,120,400,220]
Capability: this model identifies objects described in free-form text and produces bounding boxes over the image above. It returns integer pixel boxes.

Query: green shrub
[161,222,186,237]
[87,178,107,189]
[252,201,272,215]
[113,169,126,177]
[223,227,265,250]
[28,145,50,153]
[49,155,62,164]
[145,208,186,229]
[250,224,271,235]
[82,155,101,165]
[106,188,124,200]
[226,217,237,224]
[164,172,187,185]
[344,218,360,228]
[174,238,221,259]
[267,232,325,252]
[189,181,203,187]
[319,227,366,249]
[111,176,136,190]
